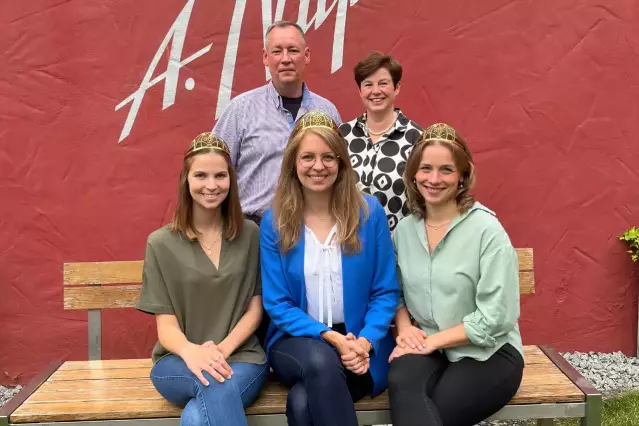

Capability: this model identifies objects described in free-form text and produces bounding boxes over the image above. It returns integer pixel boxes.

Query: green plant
[620,227,639,262]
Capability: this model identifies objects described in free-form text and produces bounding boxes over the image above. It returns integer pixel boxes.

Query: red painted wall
[1,0,638,385]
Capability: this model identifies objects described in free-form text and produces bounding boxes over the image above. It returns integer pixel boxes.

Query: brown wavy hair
[273,119,367,254]
[171,147,243,240]
[403,128,476,219]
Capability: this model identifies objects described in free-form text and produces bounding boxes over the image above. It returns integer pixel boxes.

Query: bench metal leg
[88,308,102,360]
[581,392,602,426]
[537,419,554,426]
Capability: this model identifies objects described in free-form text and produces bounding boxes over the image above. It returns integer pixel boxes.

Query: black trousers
[388,343,524,426]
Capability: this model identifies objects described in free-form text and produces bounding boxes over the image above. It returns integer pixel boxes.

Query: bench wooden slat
[523,345,556,364]
[63,276,533,309]
[516,248,533,271]
[519,271,534,294]
[10,399,180,423]
[64,261,143,285]
[57,346,547,372]
[63,275,535,309]
[28,378,156,393]
[57,359,153,370]
[11,345,584,424]
[64,286,141,310]
[26,384,163,403]
[61,248,534,309]
[48,367,150,381]
[64,252,532,286]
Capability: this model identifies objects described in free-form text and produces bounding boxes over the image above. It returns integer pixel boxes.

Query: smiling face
[187,152,230,212]
[263,25,310,90]
[295,131,339,194]
[414,143,461,207]
[358,67,400,115]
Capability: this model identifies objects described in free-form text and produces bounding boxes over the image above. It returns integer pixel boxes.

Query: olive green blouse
[394,202,524,362]
[136,220,266,365]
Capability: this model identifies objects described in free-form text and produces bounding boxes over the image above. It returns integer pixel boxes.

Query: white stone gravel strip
[0,385,22,408]
[562,351,639,396]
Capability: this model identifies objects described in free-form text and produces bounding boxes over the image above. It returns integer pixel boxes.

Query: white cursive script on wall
[115,0,359,143]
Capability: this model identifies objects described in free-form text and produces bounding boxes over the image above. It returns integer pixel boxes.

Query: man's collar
[267,81,312,108]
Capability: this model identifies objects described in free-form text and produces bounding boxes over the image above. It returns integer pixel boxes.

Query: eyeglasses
[298,153,340,168]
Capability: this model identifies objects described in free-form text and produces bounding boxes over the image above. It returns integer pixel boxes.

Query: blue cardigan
[260,195,399,396]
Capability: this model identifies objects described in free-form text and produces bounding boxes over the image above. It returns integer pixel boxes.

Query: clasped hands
[325,331,372,375]
[180,340,233,386]
[389,325,436,362]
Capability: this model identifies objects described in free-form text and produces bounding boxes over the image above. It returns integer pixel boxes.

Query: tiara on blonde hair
[297,110,339,131]
[187,132,230,155]
[421,123,456,143]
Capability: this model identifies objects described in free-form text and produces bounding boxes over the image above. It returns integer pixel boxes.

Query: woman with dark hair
[388,123,524,426]
[339,51,423,231]
[261,110,399,426]
[136,133,267,426]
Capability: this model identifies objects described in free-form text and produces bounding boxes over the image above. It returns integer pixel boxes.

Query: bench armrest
[0,361,62,426]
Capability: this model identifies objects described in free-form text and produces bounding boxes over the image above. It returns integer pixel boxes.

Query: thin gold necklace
[199,227,222,256]
[367,112,397,136]
[425,220,451,231]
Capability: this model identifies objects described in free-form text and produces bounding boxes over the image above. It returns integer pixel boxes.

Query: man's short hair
[264,20,307,48]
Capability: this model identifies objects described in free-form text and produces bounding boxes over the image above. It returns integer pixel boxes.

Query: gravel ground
[0,385,21,408]
[1,351,637,425]
[562,351,639,396]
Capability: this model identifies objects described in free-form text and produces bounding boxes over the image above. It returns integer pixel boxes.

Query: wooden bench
[1,249,602,426]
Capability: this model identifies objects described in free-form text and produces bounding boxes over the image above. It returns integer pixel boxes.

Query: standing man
[213,21,341,225]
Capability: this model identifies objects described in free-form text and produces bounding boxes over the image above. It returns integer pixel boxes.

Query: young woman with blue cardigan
[260,110,400,426]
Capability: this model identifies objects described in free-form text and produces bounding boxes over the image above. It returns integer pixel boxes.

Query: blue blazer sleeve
[358,198,400,353]
[260,210,331,339]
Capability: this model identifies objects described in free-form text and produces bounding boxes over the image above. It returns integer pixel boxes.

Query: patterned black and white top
[339,109,423,231]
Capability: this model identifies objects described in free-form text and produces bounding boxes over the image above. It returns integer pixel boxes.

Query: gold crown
[422,123,457,143]
[297,110,339,131]
[187,132,230,155]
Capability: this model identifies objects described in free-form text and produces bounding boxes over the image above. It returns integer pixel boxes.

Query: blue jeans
[150,354,268,426]
[270,334,373,426]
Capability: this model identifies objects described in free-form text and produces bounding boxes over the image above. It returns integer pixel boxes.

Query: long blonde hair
[403,127,476,219]
[273,117,367,254]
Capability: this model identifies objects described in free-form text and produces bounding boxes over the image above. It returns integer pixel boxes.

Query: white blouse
[304,225,344,327]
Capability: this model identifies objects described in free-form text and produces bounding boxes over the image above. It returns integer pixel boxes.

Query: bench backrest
[63,248,534,358]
